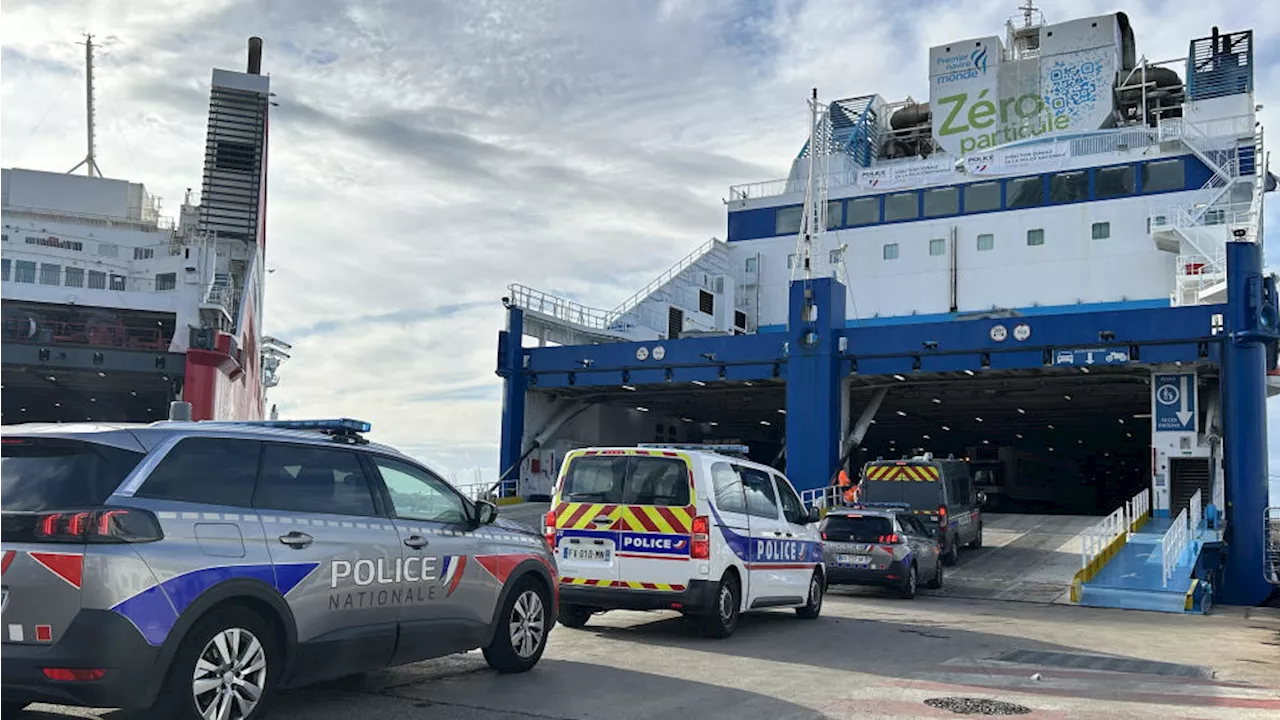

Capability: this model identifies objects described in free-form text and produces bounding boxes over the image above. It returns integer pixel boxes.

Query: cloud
[4,0,1279,485]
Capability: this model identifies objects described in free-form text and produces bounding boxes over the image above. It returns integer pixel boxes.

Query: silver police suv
[1,417,556,718]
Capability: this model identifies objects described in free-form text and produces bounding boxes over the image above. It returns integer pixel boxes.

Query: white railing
[1081,505,1128,573]
[608,238,721,320]
[507,284,614,332]
[1189,489,1203,537]
[1126,488,1150,532]
[1161,507,1190,588]
[801,485,842,511]
[1159,114,1256,146]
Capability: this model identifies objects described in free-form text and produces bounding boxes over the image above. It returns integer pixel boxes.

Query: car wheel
[700,574,741,639]
[970,526,983,548]
[794,571,824,620]
[899,563,918,599]
[152,605,280,720]
[557,604,593,629]
[926,559,944,590]
[483,577,551,673]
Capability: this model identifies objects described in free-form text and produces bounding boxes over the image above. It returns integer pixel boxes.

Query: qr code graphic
[1045,59,1104,119]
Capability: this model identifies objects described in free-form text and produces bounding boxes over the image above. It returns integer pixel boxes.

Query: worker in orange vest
[837,468,858,505]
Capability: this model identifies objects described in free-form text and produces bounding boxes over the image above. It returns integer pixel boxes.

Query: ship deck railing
[2,203,176,232]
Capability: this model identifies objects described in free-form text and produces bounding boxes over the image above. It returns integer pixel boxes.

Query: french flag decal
[441,556,467,597]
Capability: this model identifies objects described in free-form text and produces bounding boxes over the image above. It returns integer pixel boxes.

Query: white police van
[544,444,825,638]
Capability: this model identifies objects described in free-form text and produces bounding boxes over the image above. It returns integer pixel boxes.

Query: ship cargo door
[1169,458,1211,518]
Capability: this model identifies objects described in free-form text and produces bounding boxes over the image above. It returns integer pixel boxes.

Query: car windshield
[821,514,893,542]
[1,438,145,511]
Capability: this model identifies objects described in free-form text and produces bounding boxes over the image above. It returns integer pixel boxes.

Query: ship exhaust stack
[247,37,263,75]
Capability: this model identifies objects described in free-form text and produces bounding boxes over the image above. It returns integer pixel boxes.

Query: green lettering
[968,96,996,129]
[1055,114,1070,130]
[1000,96,1018,123]
[961,136,976,153]
[977,132,995,149]
[938,94,969,136]
[1015,93,1043,118]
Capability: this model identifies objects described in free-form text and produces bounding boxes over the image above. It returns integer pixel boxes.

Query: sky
[2,0,1279,499]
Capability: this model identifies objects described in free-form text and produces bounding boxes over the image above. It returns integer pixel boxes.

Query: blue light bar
[637,443,750,455]
[225,418,372,433]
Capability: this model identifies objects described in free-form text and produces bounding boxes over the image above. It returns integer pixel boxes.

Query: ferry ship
[1,37,288,424]
[498,6,1278,607]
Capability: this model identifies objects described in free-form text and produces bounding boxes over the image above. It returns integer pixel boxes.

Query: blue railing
[1186,29,1253,101]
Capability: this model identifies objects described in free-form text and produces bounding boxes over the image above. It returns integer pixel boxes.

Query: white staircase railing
[507,284,614,332]
[1161,507,1190,588]
[1126,488,1151,532]
[608,238,721,322]
[1189,489,1203,536]
[801,485,842,512]
[1081,505,1128,575]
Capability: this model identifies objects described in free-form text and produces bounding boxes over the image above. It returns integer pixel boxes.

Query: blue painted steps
[1076,517,1212,614]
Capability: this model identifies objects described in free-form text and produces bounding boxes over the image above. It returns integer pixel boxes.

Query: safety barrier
[800,486,842,515]
[1080,506,1128,579]
[1127,488,1151,533]
[1266,507,1279,586]
[1161,507,1190,589]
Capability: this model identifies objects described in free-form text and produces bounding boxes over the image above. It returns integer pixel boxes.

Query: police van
[545,444,825,638]
[859,454,984,566]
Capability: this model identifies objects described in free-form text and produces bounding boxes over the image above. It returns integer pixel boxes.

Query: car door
[366,454,491,665]
[734,465,791,606]
[896,512,937,571]
[611,452,696,594]
[771,472,820,598]
[552,452,623,591]
[708,460,753,603]
[252,441,402,684]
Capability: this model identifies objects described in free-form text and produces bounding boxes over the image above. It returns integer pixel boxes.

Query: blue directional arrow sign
[1153,373,1196,432]
[1051,347,1131,367]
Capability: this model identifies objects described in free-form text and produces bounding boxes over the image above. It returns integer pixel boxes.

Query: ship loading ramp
[498,246,1279,613]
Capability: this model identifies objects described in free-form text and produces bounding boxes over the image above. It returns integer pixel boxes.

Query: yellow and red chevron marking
[559,577,686,592]
[865,464,940,481]
[553,502,696,534]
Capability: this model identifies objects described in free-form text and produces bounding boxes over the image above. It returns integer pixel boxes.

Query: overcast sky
[2,0,1279,498]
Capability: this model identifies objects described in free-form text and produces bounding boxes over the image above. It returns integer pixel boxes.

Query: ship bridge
[496,16,1277,612]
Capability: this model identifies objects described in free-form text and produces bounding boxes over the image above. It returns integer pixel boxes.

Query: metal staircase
[509,238,738,346]
[1151,117,1261,306]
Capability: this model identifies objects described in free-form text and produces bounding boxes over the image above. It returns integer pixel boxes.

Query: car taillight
[543,510,557,550]
[691,516,710,559]
[821,532,828,541]
[877,534,902,545]
[43,668,105,682]
[32,507,162,544]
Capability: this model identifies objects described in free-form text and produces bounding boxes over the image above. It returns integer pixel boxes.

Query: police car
[545,444,825,638]
[1,414,556,718]
[821,503,943,598]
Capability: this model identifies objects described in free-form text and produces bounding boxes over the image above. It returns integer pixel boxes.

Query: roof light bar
[220,418,372,433]
[636,442,750,456]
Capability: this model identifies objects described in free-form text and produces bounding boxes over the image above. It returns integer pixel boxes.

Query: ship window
[65,267,84,288]
[775,206,803,236]
[827,200,843,229]
[133,247,155,260]
[109,274,126,291]
[964,182,1002,213]
[88,270,106,290]
[1,259,9,281]
[1096,165,1135,198]
[98,243,118,258]
[1092,222,1111,240]
[883,243,900,260]
[977,233,995,251]
[745,256,757,273]
[39,264,61,286]
[214,140,258,174]
[156,273,178,292]
[847,197,880,226]
[884,192,919,222]
[1027,229,1045,246]
[1050,171,1089,203]
[929,238,947,256]
[1142,159,1185,193]
[923,187,960,217]
[14,260,36,283]
[1007,177,1044,208]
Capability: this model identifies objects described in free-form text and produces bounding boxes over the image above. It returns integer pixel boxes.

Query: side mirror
[475,500,499,525]
[806,506,821,524]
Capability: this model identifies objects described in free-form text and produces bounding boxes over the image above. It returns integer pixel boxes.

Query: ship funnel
[168,401,194,422]
[247,36,263,75]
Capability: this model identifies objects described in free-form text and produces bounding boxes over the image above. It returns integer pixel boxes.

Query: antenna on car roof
[168,401,193,422]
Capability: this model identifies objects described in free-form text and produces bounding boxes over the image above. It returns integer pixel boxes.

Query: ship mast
[66,33,103,178]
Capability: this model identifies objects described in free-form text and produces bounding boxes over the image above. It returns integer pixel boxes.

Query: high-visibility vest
[837,469,851,487]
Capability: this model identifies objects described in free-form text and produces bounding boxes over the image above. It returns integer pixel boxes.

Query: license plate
[563,546,612,563]
[837,554,870,566]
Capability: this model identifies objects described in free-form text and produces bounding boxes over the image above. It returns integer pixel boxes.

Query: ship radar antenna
[66,33,103,178]
[792,88,830,286]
